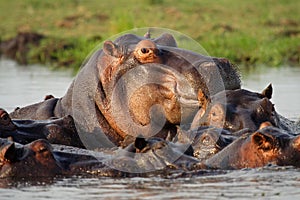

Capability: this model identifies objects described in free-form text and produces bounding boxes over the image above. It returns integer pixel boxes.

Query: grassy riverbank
[0,0,299,69]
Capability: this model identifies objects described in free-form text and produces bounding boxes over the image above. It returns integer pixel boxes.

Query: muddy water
[0,59,300,199]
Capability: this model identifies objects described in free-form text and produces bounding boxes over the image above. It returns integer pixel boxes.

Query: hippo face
[116,136,197,172]
[192,84,276,132]
[232,122,300,168]
[204,122,300,169]
[87,32,240,139]
[0,139,61,178]
[185,127,236,161]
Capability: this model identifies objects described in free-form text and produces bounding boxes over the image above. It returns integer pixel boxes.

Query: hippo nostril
[141,48,149,54]
[38,146,48,153]
[2,114,8,121]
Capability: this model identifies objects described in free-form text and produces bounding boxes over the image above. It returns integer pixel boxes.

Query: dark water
[0,59,300,199]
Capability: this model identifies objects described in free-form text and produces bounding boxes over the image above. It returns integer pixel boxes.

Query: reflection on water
[0,59,300,199]
[0,59,74,112]
[1,167,300,199]
[242,66,300,120]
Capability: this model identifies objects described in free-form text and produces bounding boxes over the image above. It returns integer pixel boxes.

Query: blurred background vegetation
[0,0,299,70]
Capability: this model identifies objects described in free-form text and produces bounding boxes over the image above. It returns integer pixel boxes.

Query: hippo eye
[2,114,8,121]
[140,48,149,54]
[1,113,10,125]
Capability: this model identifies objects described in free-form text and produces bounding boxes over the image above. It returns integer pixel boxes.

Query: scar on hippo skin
[191,84,276,132]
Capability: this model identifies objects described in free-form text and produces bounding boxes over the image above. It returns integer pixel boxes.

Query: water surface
[0,59,300,199]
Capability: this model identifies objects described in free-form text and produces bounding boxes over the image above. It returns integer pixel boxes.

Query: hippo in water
[0,108,84,148]
[9,32,241,148]
[175,126,242,161]
[191,84,300,134]
[0,136,200,178]
[200,122,300,169]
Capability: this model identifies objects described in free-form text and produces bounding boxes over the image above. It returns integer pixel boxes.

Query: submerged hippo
[9,32,241,148]
[175,126,241,161]
[0,139,62,178]
[0,136,200,178]
[120,136,198,172]
[201,122,300,169]
[0,108,84,147]
[191,84,300,134]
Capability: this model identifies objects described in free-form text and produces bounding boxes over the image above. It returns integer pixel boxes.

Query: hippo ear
[251,132,274,151]
[2,143,17,162]
[261,84,273,99]
[153,33,177,47]
[103,41,122,58]
[134,137,148,151]
[259,122,273,129]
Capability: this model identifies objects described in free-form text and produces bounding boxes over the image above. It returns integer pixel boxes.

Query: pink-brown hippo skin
[202,122,300,170]
[9,33,241,148]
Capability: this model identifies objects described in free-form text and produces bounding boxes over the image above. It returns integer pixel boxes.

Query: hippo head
[0,139,61,178]
[203,122,300,169]
[191,84,276,132]
[176,126,237,161]
[73,32,241,143]
[112,136,197,172]
[233,122,300,168]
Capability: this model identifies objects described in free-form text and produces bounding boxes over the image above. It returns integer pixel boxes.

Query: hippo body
[0,136,200,178]
[202,123,300,169]
[9,33,241,148]
[0,108,84,147]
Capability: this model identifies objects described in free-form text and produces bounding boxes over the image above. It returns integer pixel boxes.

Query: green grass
[0,0,299,69]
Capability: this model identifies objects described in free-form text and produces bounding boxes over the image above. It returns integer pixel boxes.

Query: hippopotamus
[120,136,198,172]
[0,108,84,148]
[175,126,242,161]
[0,138,62,178]
[0,135,200,178]
[9,32,241,148]
[191,84,300,134]
[200,122,300,169]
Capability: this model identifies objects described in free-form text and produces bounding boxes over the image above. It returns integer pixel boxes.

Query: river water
[0,59,300,199]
